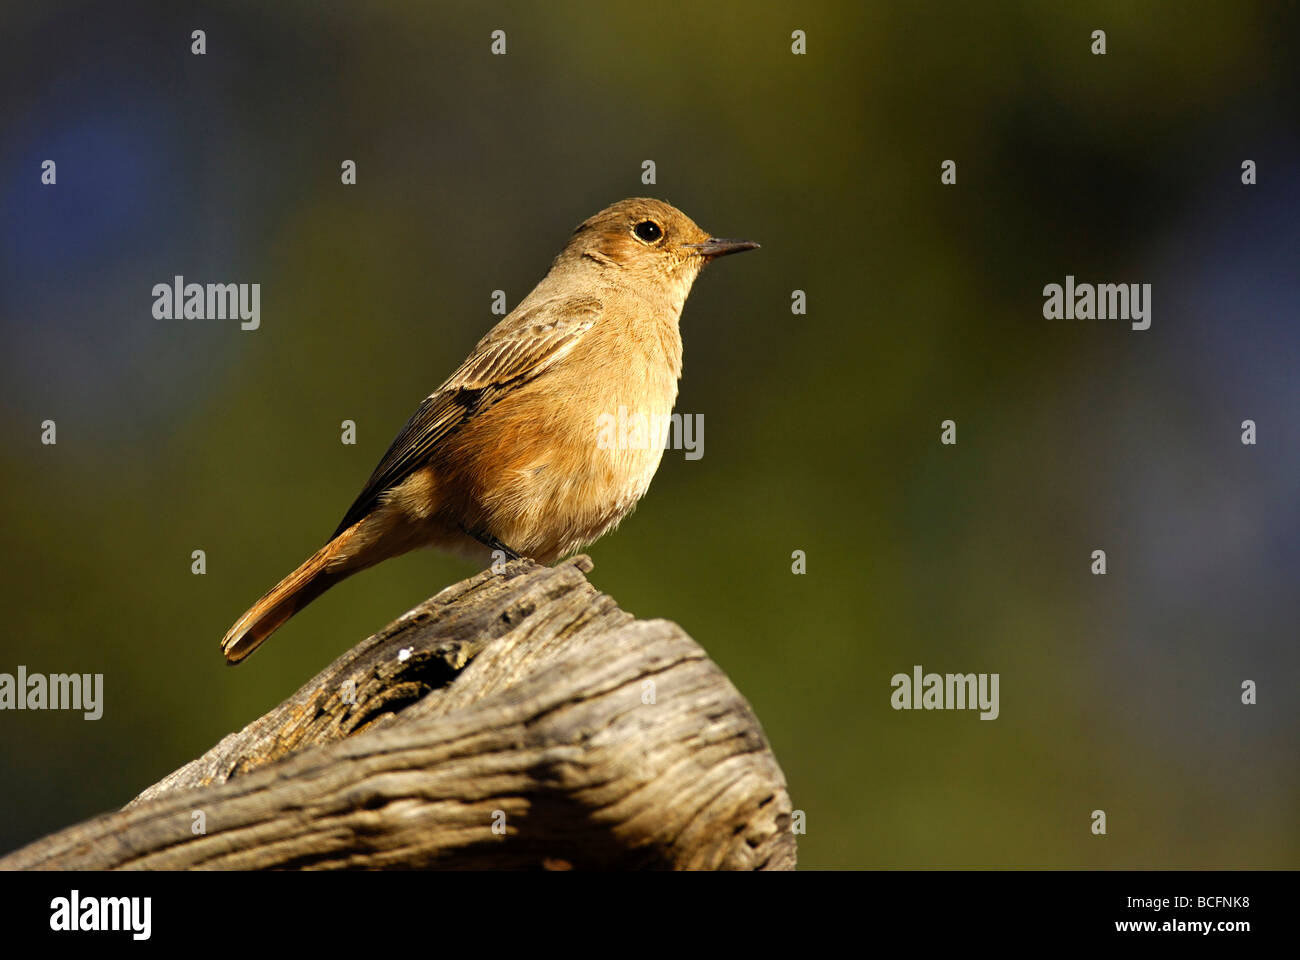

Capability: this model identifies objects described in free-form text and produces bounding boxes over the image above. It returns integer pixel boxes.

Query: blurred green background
[1,1,1296,867]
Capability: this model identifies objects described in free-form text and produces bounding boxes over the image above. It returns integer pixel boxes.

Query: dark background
[0,1,1296,868]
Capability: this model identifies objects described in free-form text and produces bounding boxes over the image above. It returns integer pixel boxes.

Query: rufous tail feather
[221,532,356,664]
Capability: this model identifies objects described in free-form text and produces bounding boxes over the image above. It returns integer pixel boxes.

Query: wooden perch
[1,556,796,870]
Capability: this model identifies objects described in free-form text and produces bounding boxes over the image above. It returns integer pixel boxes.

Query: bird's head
[563,198,758,310]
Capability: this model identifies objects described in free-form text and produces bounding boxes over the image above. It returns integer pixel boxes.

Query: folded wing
[330,295,602,538]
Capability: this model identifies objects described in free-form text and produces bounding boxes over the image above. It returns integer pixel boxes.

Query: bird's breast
[449,312,683,560]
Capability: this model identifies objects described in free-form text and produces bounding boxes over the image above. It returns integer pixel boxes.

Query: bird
[221,197,758,663]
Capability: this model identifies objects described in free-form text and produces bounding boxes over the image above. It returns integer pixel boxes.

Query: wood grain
[0,556,795,870]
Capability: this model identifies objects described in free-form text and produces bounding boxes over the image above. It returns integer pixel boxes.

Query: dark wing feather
[330,295,601,537]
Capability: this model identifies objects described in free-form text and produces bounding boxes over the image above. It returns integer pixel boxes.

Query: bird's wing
[330,295,602,538]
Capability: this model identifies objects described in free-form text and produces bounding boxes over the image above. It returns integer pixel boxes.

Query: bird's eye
[633,220,663,243]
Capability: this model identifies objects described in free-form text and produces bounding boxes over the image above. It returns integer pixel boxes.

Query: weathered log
[0,556,796,870]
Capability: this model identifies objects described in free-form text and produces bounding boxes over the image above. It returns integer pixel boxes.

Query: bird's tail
[220,530,358,664]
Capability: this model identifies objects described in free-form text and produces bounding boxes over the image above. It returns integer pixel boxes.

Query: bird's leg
[461,524,524,561]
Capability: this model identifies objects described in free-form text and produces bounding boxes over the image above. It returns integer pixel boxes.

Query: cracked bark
[0,556,796,870]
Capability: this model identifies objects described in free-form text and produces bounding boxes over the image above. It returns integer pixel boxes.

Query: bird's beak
[685,238,761,259]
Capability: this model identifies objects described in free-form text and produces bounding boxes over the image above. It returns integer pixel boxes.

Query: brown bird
[221,197,758,663]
